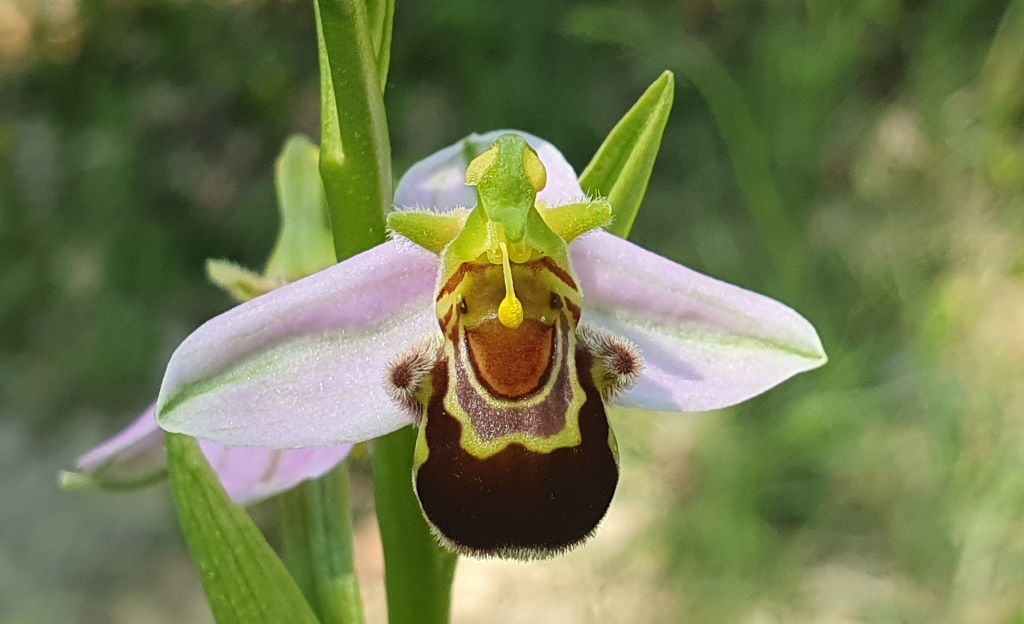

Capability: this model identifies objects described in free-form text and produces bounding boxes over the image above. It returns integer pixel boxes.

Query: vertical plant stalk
[315,0,458,622]
[281,466,367,624]
[372,428,459,624]
[315,0,391,259]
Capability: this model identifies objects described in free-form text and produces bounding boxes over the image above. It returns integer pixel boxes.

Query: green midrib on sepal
[591,309,826,364]
[58,467,169,493]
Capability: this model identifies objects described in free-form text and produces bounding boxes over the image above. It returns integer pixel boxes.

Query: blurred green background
[2,0,1024,621]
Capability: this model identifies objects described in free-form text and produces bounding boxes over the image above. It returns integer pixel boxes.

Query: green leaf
[579,70,674,239]
[166,433,321,624]
[58,465,167,493]
[281,464,366,624]
[372,428,458,624]
[315,0,391,259]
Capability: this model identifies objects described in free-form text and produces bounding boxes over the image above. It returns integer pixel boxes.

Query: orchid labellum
[156,130,827,560]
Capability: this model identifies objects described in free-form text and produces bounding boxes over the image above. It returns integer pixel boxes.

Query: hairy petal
[572,231,827,412]
[394,130,584,210]
[157,240,439,448]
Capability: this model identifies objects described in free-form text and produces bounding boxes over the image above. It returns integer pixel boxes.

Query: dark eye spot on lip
[459,297,468,314]
[550,293,562,310]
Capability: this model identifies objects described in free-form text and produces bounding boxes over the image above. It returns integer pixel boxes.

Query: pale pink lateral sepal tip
[66,404,354,504]
[572,232,827,413]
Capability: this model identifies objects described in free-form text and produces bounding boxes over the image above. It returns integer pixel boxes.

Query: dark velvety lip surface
[415,347,618,558]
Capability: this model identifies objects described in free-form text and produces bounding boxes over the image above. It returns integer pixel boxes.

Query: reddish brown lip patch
[465,319,555,400]
[414,349,618,559]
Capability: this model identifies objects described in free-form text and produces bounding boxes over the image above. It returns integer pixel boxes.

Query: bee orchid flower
[155,130,827,559]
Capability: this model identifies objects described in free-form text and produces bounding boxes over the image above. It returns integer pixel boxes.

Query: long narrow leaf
[166,433,321,624]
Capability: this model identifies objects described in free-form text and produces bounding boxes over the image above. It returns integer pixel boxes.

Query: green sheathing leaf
[579,70,674,239]
[165,433,321,624]
[281,467,366,624]
[372,428,458,624]
[315,0,391,259]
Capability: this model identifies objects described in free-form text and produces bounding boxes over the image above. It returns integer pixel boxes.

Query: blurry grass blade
[59,467,167,492]
[364,0,395,91]
[315,0,391,259]
[267,135,338,282]
[982,0,1024,128]
[981,0,1024,188]
[579,70,674,239]
[373,428,458,624]
[166,433,321,624]
[282,465,366,624]
[567,7,797,284]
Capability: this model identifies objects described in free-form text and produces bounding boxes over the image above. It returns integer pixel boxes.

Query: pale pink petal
[70,404,353,504]
[73,405,167,489]
[157,240,440,448]
[394,130,584,210]
[198,441,353,505]
[572,231,827,412]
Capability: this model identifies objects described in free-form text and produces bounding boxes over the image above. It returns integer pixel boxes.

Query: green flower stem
[281,464,367,624]
[372,428,459,624]
[315,0,391,259]
[315,0,457,620]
